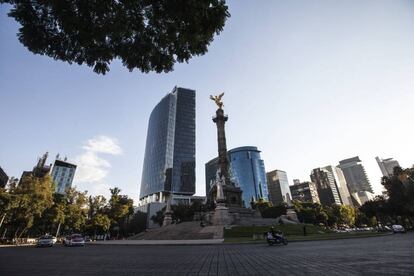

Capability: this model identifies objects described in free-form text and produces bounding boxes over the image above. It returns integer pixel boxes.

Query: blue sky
[1,1,413,203]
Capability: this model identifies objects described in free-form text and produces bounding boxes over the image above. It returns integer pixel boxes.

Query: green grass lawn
[224,224,389,243]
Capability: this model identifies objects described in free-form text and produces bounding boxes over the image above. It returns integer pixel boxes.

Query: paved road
[1,233,413,275]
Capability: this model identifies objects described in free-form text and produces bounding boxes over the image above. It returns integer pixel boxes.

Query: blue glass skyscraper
[205,146,269,208]
[139,87,195,202]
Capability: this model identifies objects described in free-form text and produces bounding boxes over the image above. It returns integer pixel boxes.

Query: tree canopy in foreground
[1,0,230,74]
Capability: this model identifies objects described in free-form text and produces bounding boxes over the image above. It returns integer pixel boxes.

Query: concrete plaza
[0,233,413,275]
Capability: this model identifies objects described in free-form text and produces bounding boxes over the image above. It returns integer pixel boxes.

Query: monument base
[274,208,300,225]
[162,212,173,227]
[212,203,232,225]
[286,208,299,223]
[209,184,243,208]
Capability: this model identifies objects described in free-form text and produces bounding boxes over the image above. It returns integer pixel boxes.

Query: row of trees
[292,202,359,227]
[251,196,358,227]
[359,167,414,228]
[0,175,145,240]
[245,166,414,229]
[274,166,414,229]
[251,198,358,227]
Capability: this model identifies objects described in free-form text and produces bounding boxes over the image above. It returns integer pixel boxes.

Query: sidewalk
[89,239,224,246]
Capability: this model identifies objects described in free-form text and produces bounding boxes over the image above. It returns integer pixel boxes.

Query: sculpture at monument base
[286,208,300,223]
[284,194,300,223]
[211,169,232,225]
[162,195,173,227]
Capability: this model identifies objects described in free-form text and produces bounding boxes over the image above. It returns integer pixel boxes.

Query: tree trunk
[18,227,28,239]
[14,227,20,239]
[0,213,6,229]
[55,222,61,237]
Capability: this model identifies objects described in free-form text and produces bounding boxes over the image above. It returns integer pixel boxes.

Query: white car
[392,225,406,233]
[64,234,85,246]
[36,236,55,247]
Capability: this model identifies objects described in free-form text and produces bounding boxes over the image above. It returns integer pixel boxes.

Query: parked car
[36,235,55,247]
[392,225,406,233]
[63,234,85,246]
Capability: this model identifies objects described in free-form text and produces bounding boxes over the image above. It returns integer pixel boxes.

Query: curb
[0,244,34,248]
[87,239,225,246]
[85,233,394,246]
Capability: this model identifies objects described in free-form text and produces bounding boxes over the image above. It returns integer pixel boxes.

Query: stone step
[128,221,219,240]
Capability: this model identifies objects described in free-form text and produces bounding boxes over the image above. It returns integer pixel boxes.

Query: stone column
[211,106,243,208]
[213,108,230,184]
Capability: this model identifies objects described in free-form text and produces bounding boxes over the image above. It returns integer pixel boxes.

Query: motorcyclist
[266,226,288,246]
[275,229,283,238]
[270,226,276,237]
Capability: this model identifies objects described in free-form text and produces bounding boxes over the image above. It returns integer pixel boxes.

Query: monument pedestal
[162,197,173,227]
[162,211,173,226]
[212,203,232,225]
[285,208,300,223]
[209,184,243,208]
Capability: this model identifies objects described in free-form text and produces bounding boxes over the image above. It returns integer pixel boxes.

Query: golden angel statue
[210,92,225,109]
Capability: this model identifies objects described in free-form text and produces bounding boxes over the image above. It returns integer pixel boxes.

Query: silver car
[36,236,54,247]
[64,234,85,246]
[392,225,406,233]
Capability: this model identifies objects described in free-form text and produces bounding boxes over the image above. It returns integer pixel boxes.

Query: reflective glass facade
[140,87,195,200]
[266,170,292,206]
[51,159,76,194]
[205,146,269,208]
[376,156,400,177]
[205,156,219,196]
[338,156,372,194]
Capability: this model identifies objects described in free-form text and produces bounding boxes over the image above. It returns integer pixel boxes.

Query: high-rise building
[205,146,269,208]
[323,165,353,206]
[19,152,52,184]
[338,156,372,193]
[139,87,196,204]
[290,181,320,203]
[205,157,220,197]
[310,167,342,206]
[51,157,77,194]
[376,156,400,177]
[352,191,375,205]
[229,147,269,207]
[266,170,292,206]
[0,166,9,188]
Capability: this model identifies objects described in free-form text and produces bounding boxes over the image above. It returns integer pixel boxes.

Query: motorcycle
[266,232,288,246]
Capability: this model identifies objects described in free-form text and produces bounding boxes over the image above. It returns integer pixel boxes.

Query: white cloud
[75,151,110,182]
[73,135,122,195]
[82,135,122,155]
